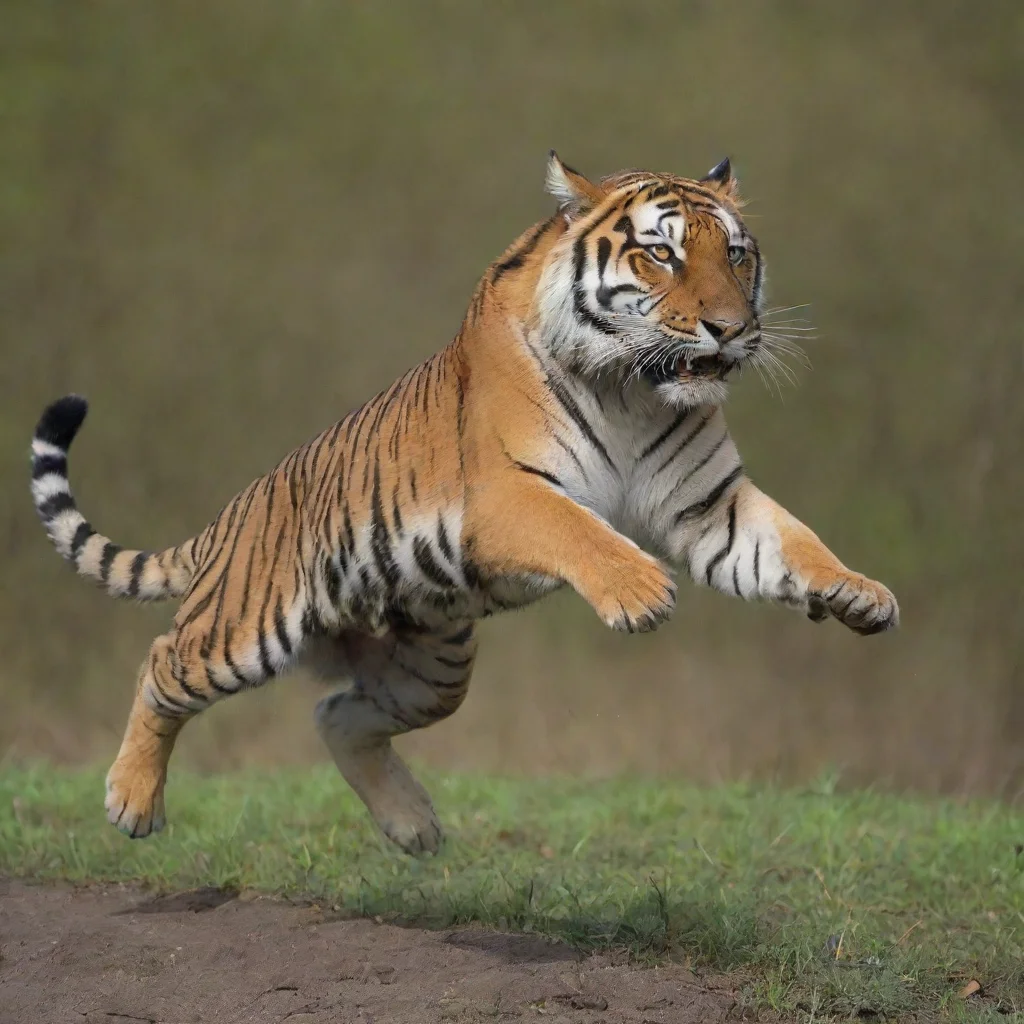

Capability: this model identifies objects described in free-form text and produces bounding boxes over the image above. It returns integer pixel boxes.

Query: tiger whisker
[764,303,811,317]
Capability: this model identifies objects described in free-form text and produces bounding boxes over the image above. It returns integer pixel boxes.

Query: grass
[2,763,1023,1020]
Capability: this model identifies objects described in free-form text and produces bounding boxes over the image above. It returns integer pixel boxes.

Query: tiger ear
[545,151,606,218]
[701,156,739,199]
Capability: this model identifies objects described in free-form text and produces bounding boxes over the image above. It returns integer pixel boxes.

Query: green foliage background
[3,2,1022,792]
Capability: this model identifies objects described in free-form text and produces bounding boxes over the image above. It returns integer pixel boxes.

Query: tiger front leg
[467,476,677,632]
[671,477,899,635]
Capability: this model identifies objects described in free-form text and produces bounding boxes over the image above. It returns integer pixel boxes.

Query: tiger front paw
[594,550,677,634]
[809,573,899,635]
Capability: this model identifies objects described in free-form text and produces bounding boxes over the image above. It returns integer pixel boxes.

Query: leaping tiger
[29,154,898,853]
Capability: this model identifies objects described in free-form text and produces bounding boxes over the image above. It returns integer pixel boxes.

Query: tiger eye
[647,244,673,264]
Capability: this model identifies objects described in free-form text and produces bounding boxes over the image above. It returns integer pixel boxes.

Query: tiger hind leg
[105,633,196,838]
[106,603,307,837]
[311,622,477,855]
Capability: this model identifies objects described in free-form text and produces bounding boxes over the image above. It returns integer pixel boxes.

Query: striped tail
[30,395,197,602]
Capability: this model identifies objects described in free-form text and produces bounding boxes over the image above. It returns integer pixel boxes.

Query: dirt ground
[0,879,753,1024]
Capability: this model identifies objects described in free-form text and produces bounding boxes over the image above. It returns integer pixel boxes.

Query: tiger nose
[699,319,745,342]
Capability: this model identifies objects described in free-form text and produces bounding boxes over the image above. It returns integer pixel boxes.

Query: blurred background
[3,2,1022,796]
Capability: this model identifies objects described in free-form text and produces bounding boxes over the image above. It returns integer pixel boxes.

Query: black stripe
[238,542,258,620]
[309,443,341,526]
[126,552,149,598]
[386,609,431,634]
[206,482,262,639]
[518,387,589,478]
[676,181,735,206]
[180,577,220,632]
[342,505,356,555]
[99,543,118,584]
[301,605,319,638]
[654,412,713,478]
[32,454,67,479]
[491,217,553,284]
[513,460,563,488]
[422,354,437,414]
[412,363,425,413]
[666,434,729,496]
[444,624,474,646]
[640,409,690,461]
[394,657,464,690]
[389,403,403,462]
[753,539,761,589]
[366,377,405,443]
[674,466,743,524]
[436,514,455,562]
[546,376,615,471]
[149,676,192,714]
[597,283,642,308]
[571,210,621,337]
[344,394,378,467]
[273,595,294,657]
[286,451,302,510]
[196,574,230,655]
[70,521,93,558]
[549,430,588,478]
[250,506,290,673]
[391,485,404,534]
[704,496,738,586]
[222,623,253,689]
[370,463,402,588]
[176,671,208,705]
[359,441,375,499]
[37,492,75,520]
[257,630,276,677]
[326,417,346,448]
[371,691,416,730]
[413,536,456,589]
[461,558,482,590]
[621,186,643,210]
[324,558,341,607]
[206,662,240,696]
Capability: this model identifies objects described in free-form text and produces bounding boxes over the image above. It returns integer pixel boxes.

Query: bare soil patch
[0,878,748,1023]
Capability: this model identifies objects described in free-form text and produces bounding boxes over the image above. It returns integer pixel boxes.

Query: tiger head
[536,153,765,408]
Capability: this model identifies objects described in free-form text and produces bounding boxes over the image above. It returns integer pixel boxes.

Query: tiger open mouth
[676,354,733,380]
[643,352,735,386]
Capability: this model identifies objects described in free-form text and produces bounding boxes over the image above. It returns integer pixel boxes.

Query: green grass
[2,764,1023,1020]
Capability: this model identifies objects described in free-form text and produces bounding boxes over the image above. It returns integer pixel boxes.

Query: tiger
[30,153,899,854]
